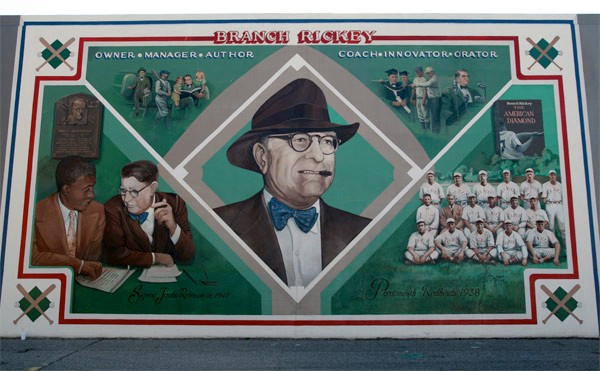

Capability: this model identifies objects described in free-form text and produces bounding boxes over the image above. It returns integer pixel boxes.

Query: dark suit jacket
[32,193,105,271]
[104,192,194,267]
[440,85,483,125]
[214,192,371,284]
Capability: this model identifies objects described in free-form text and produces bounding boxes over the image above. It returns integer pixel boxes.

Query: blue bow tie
[268,197,318,233]
[129,212,149,224]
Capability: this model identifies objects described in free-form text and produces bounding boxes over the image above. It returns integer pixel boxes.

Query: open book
[76,266,135,293]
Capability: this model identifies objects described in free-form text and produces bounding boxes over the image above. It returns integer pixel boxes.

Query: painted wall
[0,15,598,338]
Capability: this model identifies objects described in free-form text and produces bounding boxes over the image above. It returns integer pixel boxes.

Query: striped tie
[67,211,76,258]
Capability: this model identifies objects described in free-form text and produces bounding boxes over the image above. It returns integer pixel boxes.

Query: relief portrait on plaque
[52,93,103,159]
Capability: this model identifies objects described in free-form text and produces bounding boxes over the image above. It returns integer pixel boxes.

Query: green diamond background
[529,38,559,69]
[41,39,71,69]
[18,286,51,322]
[545,287,579,322]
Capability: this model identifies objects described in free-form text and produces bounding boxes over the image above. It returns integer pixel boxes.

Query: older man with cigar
[214,78,371,287]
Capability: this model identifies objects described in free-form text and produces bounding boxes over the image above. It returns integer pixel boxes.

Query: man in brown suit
[214,78,371,287]
[104,160,194,267]
[439,194,464,234]
[32,156,104,280]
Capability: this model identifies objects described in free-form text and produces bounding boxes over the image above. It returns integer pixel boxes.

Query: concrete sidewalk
[1,338,598,370]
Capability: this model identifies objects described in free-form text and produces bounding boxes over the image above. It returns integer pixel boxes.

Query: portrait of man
[440,68,484,126]
[214,78,371,287]
[62,97,88,125]
[32,156,104,280]
[104,160,195,267]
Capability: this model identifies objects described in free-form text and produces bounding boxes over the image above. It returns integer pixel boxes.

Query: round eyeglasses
[119,183,151,199]
[268,132,339,155]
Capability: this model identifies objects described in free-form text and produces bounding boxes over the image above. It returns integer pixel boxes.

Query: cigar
[319,170,333,176]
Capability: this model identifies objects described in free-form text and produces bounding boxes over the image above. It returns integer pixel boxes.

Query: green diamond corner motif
[529,38,559,69]
[18,286,52,322]
[41,39,71,69]
[544,286,579,322]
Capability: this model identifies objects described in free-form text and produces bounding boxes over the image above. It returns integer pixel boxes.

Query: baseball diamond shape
[529,38,559,69]
[170,48,427,305]
[544,286,579,322]
[41,39,71,69]
[18,286,51,322]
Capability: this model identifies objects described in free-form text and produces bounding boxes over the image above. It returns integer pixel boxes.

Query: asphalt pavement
[1,338,598,370]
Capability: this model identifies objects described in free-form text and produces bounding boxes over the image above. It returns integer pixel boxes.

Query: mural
[0,15,598,338]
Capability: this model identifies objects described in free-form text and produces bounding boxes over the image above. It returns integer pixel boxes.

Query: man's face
[536,221,545,232]
[71,100,86,120]
[184,76,193,85]
[417,222,426,234]
[416,70,424,77]
[479,173,487,184]
[261,131,336,209]
[529,198,538,209]
[454,175,462,186]
[448,222,456,232]
[504,223,513,234]
[526,171,534,181]
[427,173,434,184]
[120,176,156,215]
[457,71,470,87]
[426,70,435,78]
[476,221,484,233]
[503,172,510,182]
[447,195,455,206]
[511,197,519,208]
[401,75,409,84]
[62,175,96,212]
[549,173,557,183]
[388,74,397,84]
[423,195,432,206]
[469,196,476,207]
[138,70,146,78]
[487,197,496,208]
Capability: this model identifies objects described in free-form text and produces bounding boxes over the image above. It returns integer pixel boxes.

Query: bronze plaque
[51,93,103,159]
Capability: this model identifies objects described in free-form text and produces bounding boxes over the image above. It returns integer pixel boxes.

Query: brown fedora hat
[226,78,360,172]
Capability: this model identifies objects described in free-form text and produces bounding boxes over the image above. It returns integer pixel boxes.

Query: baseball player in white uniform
[525,197,549,238]
[520,168,542,210]
[473,170,496,209]
[526,218,561,266]
[484,196,505,236]
[466,218,497,264]
[419,170,445,210]
[446,172,471,207]
[405,220,439,264]
[462,193,486,239]
[434,218,468,263]
[496,220,528,266]
[542,170,565,239]
[504,196,528,239]
[416,194,440,237]
[496,169,520,209]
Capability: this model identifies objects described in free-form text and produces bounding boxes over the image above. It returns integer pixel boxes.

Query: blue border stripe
[570,22,600,330]
[0,24,27,293]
